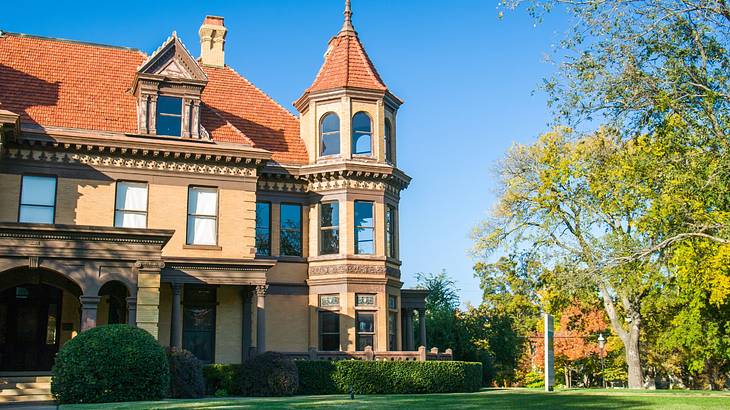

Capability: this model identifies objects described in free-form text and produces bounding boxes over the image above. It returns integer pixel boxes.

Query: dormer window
[156,96,183,137]
[352,112,372,156]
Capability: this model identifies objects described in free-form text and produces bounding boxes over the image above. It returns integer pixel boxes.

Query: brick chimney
[199,16,227,67]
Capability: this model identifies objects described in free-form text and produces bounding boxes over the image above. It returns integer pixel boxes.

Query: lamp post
[597,333,606,388]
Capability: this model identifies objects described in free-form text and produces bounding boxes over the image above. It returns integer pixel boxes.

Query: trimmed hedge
[295,361,337,395]
[166,347,205,398]
[206,360,482,396]
[239,352,299,396]
[51,324,169,404]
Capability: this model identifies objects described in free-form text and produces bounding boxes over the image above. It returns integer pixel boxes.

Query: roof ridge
[0,30,145,55]
[222,66,299,121]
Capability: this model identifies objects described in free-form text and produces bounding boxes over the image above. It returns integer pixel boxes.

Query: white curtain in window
[115,182,147,228]
[187,187,217,245]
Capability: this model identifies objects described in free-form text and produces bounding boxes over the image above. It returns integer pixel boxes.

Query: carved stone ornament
[255,284,269,297]
[135,260,166,271]
[309,264,387,276]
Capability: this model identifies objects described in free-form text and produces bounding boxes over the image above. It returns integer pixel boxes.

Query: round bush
[239,352,298,396]
[51,324,170,404]
[166,347,205,398]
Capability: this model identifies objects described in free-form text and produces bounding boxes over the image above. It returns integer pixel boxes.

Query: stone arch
[97,280,131,326]
[0,266,83,297]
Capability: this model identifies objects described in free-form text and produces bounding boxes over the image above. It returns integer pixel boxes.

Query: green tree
[417,270,460,353]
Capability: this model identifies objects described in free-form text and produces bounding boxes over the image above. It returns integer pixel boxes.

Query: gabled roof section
[135,32,207,87]
[305,1,387,94]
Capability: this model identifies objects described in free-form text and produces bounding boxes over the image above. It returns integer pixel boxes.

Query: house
[0,1,430,375]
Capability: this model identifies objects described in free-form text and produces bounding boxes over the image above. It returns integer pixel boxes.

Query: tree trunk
[625,321,643,389]
[598,284,644,389]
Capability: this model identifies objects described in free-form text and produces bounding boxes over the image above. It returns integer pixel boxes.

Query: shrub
[166,347,205,398]
[333,361,482,394]
[51,324,169,404]
[295,361,337,395]
[203,364,242,396]
[238,352,298,396]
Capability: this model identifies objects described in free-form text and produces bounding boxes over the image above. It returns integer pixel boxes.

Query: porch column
[418,308,427,349]
[242,287,253,361]
[80,295,100,331]
[170,283,183,349]
[135,260,164,339]
[406,309,415,351]
[256,284,267,353]
[126,296,137,326]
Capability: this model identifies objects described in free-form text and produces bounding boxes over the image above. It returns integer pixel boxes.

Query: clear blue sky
[1,0,566,306]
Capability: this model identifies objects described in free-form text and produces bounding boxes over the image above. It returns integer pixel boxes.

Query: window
[384,119,393,162]
[19,175,56,224]
[255,202,271,256]
[280,204,302,256]
[156,96,183,136]
[386,204,396,258]
[354,201,374,254]
[388,311,397,351]
[319,311,340,351]
[182,285,216,363]
[356,312,375,351]
[320,113,340,156]
[187,187,218,245]
[352,112,372,155]
[114,181,148,228]
[319,201,339,255]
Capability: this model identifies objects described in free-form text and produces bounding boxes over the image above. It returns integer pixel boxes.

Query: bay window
[19,175,56,224]
[356,312,375,351]
[114,181,148,228]
[187,187,218,245]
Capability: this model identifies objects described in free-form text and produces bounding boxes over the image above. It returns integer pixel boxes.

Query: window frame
[319,201,340,255]
[355,311,376,351]
[318,310,341,351]
[155,95,184,137]
[186,185,220,246]
[351,111,373,156]
[279,202,303,257]
[18,174,57,224]
[384,118,393,163]
[113,180,149,229]
[319,112,341,157]
[182,284,217,364]
[354,200,375,255]
[385,204,397,259]
[388,311,398,351]
[255,201,272,256]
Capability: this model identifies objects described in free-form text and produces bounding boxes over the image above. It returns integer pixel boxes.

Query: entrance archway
[0,268,82,371]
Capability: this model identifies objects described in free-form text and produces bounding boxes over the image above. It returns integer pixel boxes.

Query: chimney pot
[199,15,227,67]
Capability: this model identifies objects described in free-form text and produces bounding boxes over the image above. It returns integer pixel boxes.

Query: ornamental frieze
[309,264,400,277]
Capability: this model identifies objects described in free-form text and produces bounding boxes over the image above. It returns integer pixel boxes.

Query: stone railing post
[135,260,164,339]
[418,345,427,362]
[308,346,318,360]
[364,346,374,361]
[445,348,453,360]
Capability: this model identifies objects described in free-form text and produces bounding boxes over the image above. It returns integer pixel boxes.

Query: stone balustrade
[280,346,453,362]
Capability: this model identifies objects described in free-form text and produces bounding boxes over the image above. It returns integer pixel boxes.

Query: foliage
[332,361,482,394]
[165,347,205,399]
[51,325,169,404]
[238,352,299,397]
[417,270,461,352]
[523,371,545,388]
[202,364,242,396]
[294,361,337,395]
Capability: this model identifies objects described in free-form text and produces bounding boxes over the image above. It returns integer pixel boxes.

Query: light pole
[597,333,606,388]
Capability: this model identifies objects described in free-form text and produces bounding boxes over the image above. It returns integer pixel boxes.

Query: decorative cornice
[309,263,400,278]
[0,223,173,246]
[258,165,409,195]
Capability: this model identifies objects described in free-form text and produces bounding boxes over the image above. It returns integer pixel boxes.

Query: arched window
[384,119,393,162]
[352,112,372,155]
[320,113,340,156]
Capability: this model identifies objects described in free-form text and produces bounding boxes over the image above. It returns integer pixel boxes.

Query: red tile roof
[307,30,387,94]
[0,32,308,164]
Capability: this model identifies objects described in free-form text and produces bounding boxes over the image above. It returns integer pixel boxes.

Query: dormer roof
[133,32,208,93]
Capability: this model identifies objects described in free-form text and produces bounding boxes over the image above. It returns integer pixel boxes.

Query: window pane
[256,202,271,256]
[388,312,397,351]
[116,182,147,212]
[355,227,374,254]
[320,202,338,227]
[187,216,217,245]
[385,120,393,162]
[354,201,373,227]
[320,229,339,255]
[322,113,339,133]
[321,311,339,333]
[188,187,218,216]
[352,112,372,155]
[352,112,371,133]
[256,202,270,229]
[157,96,182,115]
[21,176,55,206]
[19,205,54,224]
[321,133,340,156]
[357,313,374,333]
[156,115,182,137]
[115,211,146,228]
[321,334,340,351]
[353,133,371,155]
[280,204,302,256]
[357,335,374,351]
[386,205,396,258]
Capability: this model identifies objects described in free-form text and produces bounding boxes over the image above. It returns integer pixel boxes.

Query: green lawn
[60,388,730,410]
